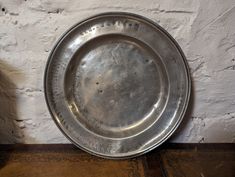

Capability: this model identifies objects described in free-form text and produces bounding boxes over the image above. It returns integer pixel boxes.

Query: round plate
[44,12,191,158]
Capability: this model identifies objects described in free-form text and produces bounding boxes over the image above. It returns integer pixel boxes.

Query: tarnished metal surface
[44,12,191,158]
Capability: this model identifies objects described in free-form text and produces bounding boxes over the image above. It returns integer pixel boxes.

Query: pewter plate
[44,12,191,158]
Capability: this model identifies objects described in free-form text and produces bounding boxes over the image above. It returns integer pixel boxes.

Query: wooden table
[0,144,234,177]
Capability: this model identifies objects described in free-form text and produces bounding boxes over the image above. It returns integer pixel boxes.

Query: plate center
[65,35,168,138]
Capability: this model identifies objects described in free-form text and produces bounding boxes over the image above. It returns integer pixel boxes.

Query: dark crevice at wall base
[0,143,234,152]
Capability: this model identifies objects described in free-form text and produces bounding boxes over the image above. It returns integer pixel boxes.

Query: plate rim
[44,11,191,159]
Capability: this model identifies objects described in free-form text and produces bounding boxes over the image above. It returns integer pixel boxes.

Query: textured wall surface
[0,0,234,143]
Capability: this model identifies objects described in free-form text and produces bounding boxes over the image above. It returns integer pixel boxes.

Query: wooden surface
[0,144,234,177]
[161,144,235,177]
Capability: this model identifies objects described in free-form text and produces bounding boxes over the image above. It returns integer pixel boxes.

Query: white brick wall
[0,0,234,143]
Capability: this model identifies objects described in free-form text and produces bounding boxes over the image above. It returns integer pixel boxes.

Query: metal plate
[44,12,191,159]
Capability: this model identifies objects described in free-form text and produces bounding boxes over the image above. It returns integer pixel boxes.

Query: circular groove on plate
[44,12,191,158]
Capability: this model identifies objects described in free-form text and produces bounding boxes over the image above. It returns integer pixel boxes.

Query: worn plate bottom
[65,34,168,138]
